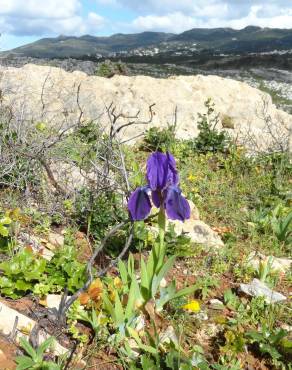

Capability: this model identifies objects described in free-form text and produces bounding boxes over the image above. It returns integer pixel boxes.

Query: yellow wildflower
[182,300,201,312]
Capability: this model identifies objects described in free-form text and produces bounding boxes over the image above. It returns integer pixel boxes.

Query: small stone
[48,232,64,247]
[169,219,224,248]
[159,277,167,288]
[46,294,71,310]
[239,278,286,303]
[209,299,224,310]
[159,326,178,346]
[0,302,68,356]
[195,312,208,321]
[246,252,292,274]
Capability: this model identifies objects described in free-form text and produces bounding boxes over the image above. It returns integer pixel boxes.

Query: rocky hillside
[3,26,292,58]
[0,64,291,151]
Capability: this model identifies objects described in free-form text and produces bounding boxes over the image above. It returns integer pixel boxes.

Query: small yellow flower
[182,300,201,312]
[188,174,196,182]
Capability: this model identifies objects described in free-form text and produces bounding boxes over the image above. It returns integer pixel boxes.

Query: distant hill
[3,26,292,59]
[3,32,173,58]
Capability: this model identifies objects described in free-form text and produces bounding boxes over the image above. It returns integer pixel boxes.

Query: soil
[0,336,17,370]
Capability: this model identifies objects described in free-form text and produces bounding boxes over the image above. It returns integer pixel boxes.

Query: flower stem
[158,206,166,262]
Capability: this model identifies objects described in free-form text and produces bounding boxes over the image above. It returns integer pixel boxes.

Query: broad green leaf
[125,276,139,320]
[114,293,125,325]
[151,255,175,298]
[15,356,35,370]
[118,259,128,286]
[140,257,149,290]
[173,285,197,299]
[127,327,157,355]
[19,338,37,361]
[102,291,114,317]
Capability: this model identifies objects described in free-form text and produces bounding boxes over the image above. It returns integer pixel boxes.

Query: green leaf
[102,291,114,317]
[151,255,175,298]
[15,356,35,370]
[19,338,37,361]
[118,259,128,286]
[125,276,139,320]
[127,327,157,355]
[0,216,12,225]
[141,355,156,370]
[140,257,150,299]
[114,293,125,325]
[36,336,55,358]
[0,224,9,237]
[173,285,197,299]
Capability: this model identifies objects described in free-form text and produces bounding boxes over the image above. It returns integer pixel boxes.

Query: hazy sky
[0,0,291,50]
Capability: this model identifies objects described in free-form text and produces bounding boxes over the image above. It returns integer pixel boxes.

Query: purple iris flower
[128,152,190,221]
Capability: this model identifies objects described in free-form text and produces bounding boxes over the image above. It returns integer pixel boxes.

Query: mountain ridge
[3,26,292,59]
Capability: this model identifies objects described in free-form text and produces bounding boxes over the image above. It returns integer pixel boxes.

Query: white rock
[159,326,178,346]
[239,278,286,304]
[46,294,71,310]
[246,251,292,274]
[170,219,224,248]
[0,64,291,152]
[0,301,68,356]
[48,232,64,247]
[188,200,200,220]
[18,232,54,261]
[209,299,224,309]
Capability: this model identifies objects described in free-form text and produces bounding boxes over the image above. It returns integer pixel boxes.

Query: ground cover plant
[0,93,291,369]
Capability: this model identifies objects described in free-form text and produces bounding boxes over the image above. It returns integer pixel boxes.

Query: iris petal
[146,152,169,191]
[128,187,152,221]
[167,152,179,186]
[151,190,161,208]
[164,186,191,221]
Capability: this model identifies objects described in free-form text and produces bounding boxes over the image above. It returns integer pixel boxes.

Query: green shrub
[74,188,127,241]
[188,99,231,154]
[141,124,176,152]
[95,60,128,78]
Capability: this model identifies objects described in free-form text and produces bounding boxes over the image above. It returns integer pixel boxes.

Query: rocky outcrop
[0,64,291,151]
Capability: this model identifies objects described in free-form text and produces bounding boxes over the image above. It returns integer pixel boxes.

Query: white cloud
[128,2,292,32]
[132,12,198,33]
[0,0,106,36]
[1,0,292,41]
[0,0,80,19]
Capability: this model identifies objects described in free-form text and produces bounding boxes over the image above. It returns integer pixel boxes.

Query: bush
[141,124,176,152]
[188,99,231,154]
[95,60,128,78]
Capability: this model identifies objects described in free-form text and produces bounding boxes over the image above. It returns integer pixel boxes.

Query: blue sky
[0,0,292,50]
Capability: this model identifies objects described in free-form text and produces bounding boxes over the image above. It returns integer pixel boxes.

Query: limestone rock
[0,301,68,356]
[189,200,200,220]
[169,219,224,248]
[209,299,224,310]
[246,251,292,274]
[48,232,64,247]
[44,294,71,310]
[239,278,286,303]
[18,233,54,261]
[0,64,291,152]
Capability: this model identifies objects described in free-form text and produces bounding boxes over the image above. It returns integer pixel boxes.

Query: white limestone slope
[0,64,291,151]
